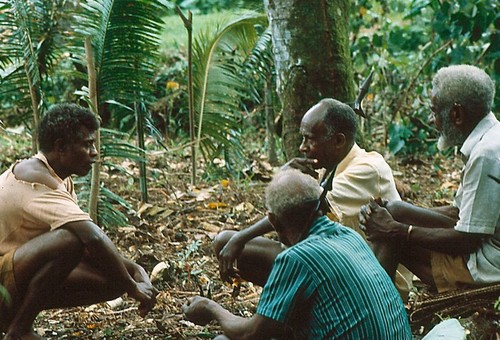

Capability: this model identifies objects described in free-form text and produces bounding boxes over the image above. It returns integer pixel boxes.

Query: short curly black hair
[38,103,99,152]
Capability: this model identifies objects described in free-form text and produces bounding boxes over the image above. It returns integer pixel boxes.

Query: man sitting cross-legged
[213,98,412,298]
[359,65,499,294]
[183,169,411,339]
[0,103,157,340]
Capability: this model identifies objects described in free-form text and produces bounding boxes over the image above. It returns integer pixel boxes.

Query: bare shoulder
[12,158,60,189]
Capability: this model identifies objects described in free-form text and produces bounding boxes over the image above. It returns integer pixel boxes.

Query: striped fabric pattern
[256,216,411,339]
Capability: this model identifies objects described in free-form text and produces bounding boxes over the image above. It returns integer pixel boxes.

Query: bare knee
[212,230,237,257]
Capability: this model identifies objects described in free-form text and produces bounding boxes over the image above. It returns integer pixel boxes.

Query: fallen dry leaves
[6,151,497,339]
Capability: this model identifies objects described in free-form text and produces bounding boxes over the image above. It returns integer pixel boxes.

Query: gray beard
[437,134,453,151]
[437,115,466,151]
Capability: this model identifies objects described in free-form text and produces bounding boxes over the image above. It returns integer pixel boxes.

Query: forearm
[393,222,482,255]
[184,297,283,340]
[386,201,458,229]
[208,302,256,340]
[234,216,274,244]
[123,257,149,282]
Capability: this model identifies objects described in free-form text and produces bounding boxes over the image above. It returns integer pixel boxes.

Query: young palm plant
[190,11,268,169]
[1,0,166,229]
[74,0,169,208]
[0,0,70,151]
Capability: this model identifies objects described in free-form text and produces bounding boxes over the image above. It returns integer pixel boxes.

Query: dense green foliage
[351,0,498,156]
[170,0,263,14]
[3,0,497,161]
[1,0,499,217]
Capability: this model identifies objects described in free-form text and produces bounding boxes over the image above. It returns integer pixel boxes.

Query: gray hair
[318,98,358,143]
[432,65,495,119]
[265,169,322,217]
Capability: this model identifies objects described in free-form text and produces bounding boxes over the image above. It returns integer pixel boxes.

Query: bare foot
[3,330,42,340]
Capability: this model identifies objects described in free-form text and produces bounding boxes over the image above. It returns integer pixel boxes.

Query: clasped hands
[359,197,400,241]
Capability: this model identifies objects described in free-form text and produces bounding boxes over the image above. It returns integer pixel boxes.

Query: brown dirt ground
[2,148,499,339]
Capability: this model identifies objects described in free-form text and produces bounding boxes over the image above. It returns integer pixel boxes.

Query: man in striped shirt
[183,169,411,339]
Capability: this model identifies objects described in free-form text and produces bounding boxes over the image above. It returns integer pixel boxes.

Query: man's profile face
[430,88,466,150]
[59,126,97,177]
[299,105,335,170]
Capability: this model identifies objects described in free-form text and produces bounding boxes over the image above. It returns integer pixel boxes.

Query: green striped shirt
[256,216,411,339]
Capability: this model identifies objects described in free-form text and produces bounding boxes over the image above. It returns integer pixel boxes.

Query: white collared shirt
[454,112,500,283]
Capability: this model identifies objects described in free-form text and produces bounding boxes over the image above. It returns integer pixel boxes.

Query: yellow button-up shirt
[326,143,401,234]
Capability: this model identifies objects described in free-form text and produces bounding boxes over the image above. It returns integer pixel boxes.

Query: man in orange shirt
[0,104,157,339]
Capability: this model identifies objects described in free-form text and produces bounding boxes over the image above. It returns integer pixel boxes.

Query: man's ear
[334,133,346,148]
[450,103,465,126]
[53,138,67,153]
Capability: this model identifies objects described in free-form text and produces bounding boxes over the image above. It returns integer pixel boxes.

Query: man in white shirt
[360,65,499,293]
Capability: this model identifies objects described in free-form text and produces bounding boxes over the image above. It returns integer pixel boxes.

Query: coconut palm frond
[100,128,146,163]
[77,0,168,104]
[241,29,274,80]
[191,11,267,161]
[0,63,32,123]
[76,0,169,204]
[75,176,132,229]
[0,1,40,123]
[98,186,132,229]
[0,0,74,142]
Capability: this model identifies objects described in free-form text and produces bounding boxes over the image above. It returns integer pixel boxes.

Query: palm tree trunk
[135,100,148,203]
[265,76,278,165]
[24,65,40,153]
[85,37,101,222]
[176,6,196,186]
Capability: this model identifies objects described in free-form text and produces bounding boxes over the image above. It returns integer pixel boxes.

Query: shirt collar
[335,143,360,175]
[306,216,332,237]
[460,112,498,159]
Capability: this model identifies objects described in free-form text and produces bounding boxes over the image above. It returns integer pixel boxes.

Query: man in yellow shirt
[213,98,412,296]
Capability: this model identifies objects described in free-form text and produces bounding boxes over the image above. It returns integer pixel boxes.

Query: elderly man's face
[269,214,303,247]
[430,89,466,151]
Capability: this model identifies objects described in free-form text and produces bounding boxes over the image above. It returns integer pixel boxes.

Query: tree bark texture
[264,0,355,158]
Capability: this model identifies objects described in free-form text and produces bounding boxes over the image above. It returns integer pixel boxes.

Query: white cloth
[454,112,500,283]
